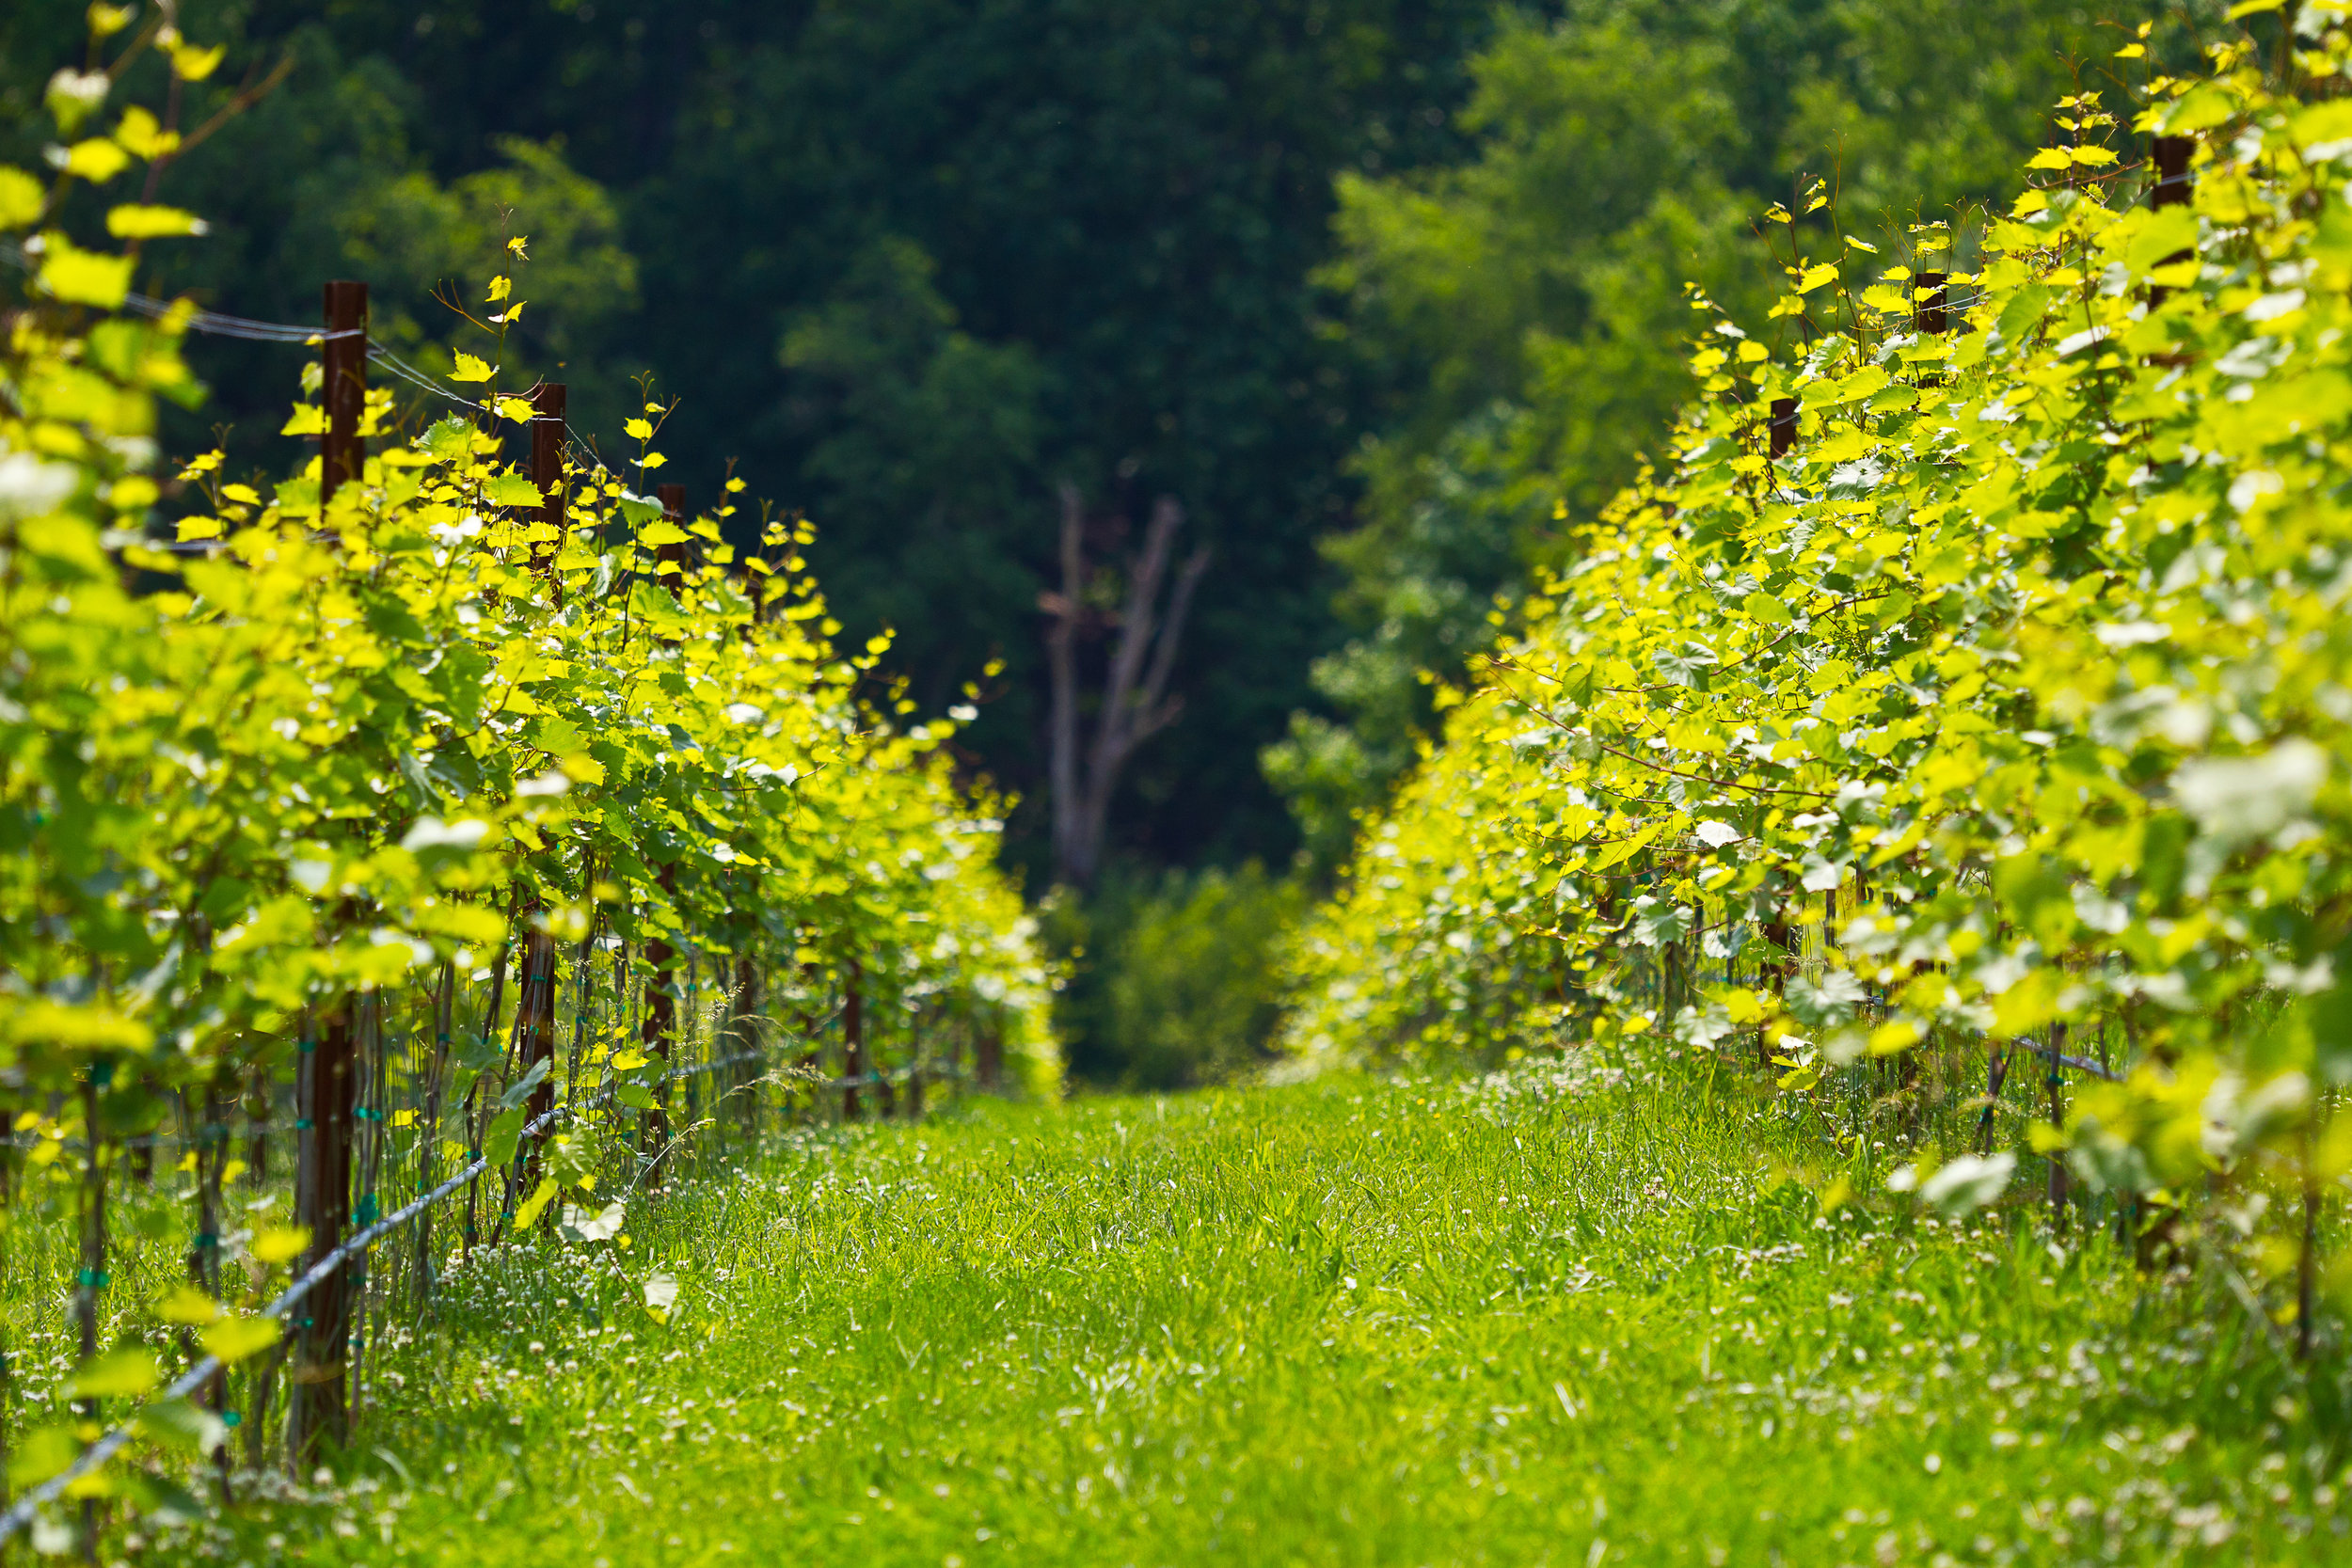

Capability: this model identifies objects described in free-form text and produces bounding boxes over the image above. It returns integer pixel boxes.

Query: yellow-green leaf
[66,1348,157,1401]
[515,1175,560,1231]
[0,166,44,229]
[38,244,134,309]
[7,1427,80,1489]
[249,1225,310,1266]
[0,1000,151,1051]
[65,138,131,183]
[640,519,689,546]
[135,1399,228,1455]
[2126,207,2198,277]
[485,473,544,508]
[1591,822,1662,872]
[1795,262,1839,294]
[2294,100,2352,157]
[105,203,204,239]
[112,106,179,161]
[169,41,226,81]
[199,1315,281,1364]
[2160,83,2236,135]
[449,352,494,384]
[155,1284,222,1325]
[1805,366,1889,408]
[1992,967,2059,1036]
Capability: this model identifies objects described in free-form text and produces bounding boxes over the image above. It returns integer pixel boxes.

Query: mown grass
[135,1063,2352,1565]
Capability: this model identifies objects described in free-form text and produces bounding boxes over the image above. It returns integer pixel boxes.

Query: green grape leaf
[514,1175,560,1231]
[66,1348,157,1400]
[482,1104,528,1170]
[135,1399,229,1456]
[485,474,544,508]
[199,1315,281,1364]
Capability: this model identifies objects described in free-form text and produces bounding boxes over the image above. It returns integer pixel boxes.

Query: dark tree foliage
[0,0,1494,879]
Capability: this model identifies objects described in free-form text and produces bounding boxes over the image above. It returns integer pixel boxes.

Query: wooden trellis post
[907,1001,927,1120]
[1913,270,1947,336]
[642,912,676,1183]
[1913,271,1950,391]
[2044,1022,2069,1226]
[412,963,454,1301]
[189,1074,232,1500]
[291,1004,355,1464]
[842,962,865,1122]
[638,481,689,1183]
[656,483,688,582]
[1978,1046,2012,1156]
[294,287,367,1440]
[512,916,559,1206]
[72,1071,108,1552]
[1759,904,1794,1069]
[2151,135,2193,307]
[2152,135,2192,207]
[977,1021,1002,1092]
[875,997,898,1118]
[320,280,368,504]
[734,955,763,1139]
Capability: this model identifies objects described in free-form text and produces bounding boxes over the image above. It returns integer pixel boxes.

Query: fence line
[0,1001,882,1153]
[0,989,984,1544]
[4,244,609,482]
[0,1043,784,1545]
[8,256,1005,1545]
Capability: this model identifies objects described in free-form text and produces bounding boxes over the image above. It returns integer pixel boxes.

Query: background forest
[0,0,2147,1083]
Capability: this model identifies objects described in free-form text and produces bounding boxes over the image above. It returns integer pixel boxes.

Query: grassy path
[203,1066,2342,1565]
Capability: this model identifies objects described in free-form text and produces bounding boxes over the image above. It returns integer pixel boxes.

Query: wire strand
[0,1043,782,1545]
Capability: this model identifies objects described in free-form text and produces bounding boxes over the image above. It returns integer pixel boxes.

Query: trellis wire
[0,1042,777,1546]
[2,246,608,480]
[9,261,994,1532]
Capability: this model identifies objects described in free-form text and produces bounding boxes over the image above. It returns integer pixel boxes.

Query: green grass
[118,1065,2352,1563]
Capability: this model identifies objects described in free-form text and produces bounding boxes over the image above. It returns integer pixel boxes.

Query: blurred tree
[635,1,1492,877]
[1044,862,1303,1089]
[777,237,1052,718]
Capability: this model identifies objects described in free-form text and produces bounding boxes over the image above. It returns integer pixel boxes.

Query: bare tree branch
[1087,497,1180,769]
[1046,482,1085,887]
[1042,489,1207,886]
[1134,544,1210,743]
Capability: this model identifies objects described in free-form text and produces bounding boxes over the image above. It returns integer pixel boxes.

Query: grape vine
[0,7,1056,1528]
[1291,20,2352,1328]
